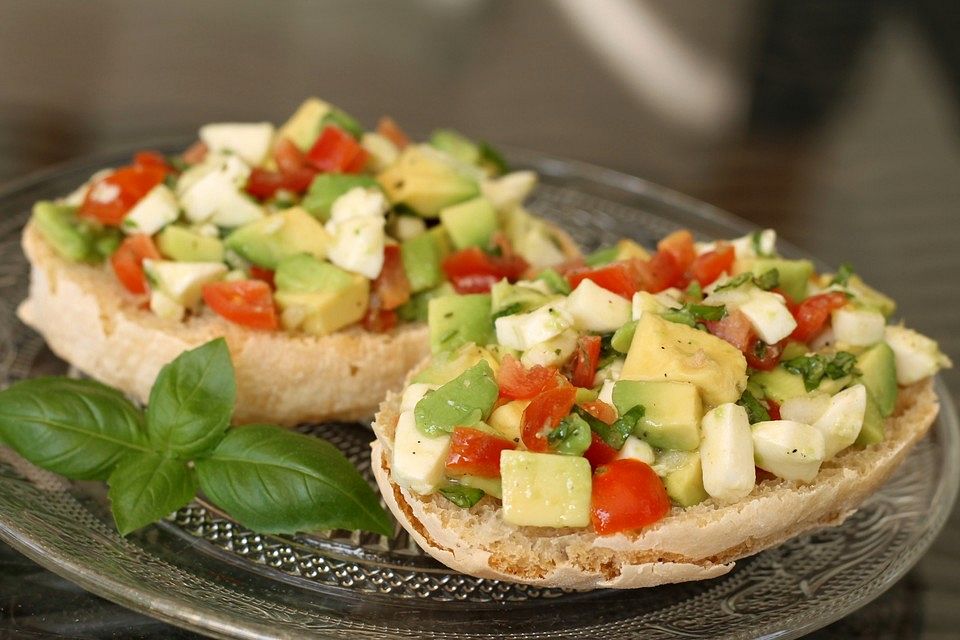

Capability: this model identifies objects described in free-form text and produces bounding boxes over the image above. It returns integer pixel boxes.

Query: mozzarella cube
[400,383,438,413]
[326,216,386,279]
[832,307,885,347]
[176,153,250,197]
[361,132,399,172]
[731,229,776,259]
[598,379,616,406]
[565,279,631,333]
[617,436,656,464]
[812,384,867,458]
[328,187,389,226]
[390,216,427,242]
[752,420,825,482]
[199,122,275,166]
[738,290,797,344]
[122,184,179,235]
[780,392,831,426]
[593,358,624,387]
[521,329,578,368]
[391,411,451,495]
[143,260,227,309]
[632,290,669,321]
[884,325,952,385]
[209,189,265,228]
[481,171,537,211]
[495,302,573,351]
[700,403,755,502]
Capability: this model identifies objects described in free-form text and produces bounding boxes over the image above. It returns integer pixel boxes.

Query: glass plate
[0,144,956,640]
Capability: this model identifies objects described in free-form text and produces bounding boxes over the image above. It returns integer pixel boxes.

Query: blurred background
[0,0,958,638]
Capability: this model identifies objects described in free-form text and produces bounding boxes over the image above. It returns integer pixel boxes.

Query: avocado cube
[663,452,709,507]
[412,343,500,386]
[224,208,331,269]
[301,174,379,221]
[735,257,814,302]
[32,201,95,262]
[428,294,493,353]
[275,254,354,293]
[274,281,369,336]
[440,197,497,250]
[157,226,225,263]
[490,279,549,317]
[430,129,480,166]
[277,97,332,151]
[400,232,442,293]
[500,451,591,528]
[612,380,703,451]
[621,313,748,407]
[749,366,807,404]
[855,392,885,446]
[377,145,479,217]
[856,342,897,417]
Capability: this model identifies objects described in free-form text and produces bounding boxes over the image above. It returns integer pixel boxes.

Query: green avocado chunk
[428,294,493,353]
[224,208,330,269]
[157,226,224,263]
[663,452,709,507]
[855,342,897,418]
[275,254,353,292]
[440,197,497,250]
[301,174,379,221]
[32,201,97,262]
[273,255,369,336]
[377,145,479,218]
[855,392,885,446]
[400,232,442,293]
[414,361,499,437]
[490,279,549,318]
[430,129,481,166]
[740,257,814,302]
[612,380,703,451]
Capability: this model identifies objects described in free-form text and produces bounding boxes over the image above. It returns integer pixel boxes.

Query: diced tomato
[377,116,411,149]
[248,265,275,289]
[110,235,161,295]
[634,250,683,293]
[274,137,307,175]
[689,243,735,287]
[790,291,848,342]
[578,400,617,425]
[182,141,208,165]
[202,280,278,331]
[756,467,777,482]
[705,309,754,352]
[306,125,367,174]
[246,168,286,200]
[570,335,601,388]
[80,164,168,226]
[497,355,557,400]
[372,245,411,310]
[591,459,670,535]
[361,306,398,333]
[246,139,318,199]
[521,383,577,452]
[445,427,517,478]
[566,261,638,299]
[657,230,696,272]
[442,247,529,294]
[584,432,619,469]
[767,399,781,421]
[133,150,170,171]
[745,338,784,371]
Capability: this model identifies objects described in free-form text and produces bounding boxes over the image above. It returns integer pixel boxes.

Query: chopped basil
[713,272,752,292]
[737,390,770,424]
[547,414,592,456]
[585,246,619,267]
[782,351,859,392]
[578,405,644,450]
[491,302,524,321]
[751,230,773,257]
[684,280,703,302]
[714,269,779,292]
[830,263,855,287]
[166,155,189,172]
[439,485,485,508]
[661,303,726,328]
[479,141,508,175]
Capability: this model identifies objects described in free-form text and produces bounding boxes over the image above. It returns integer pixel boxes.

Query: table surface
[1,1,958,638]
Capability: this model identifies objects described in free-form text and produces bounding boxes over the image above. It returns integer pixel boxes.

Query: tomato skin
[111,235,161,295]
[634,250,683,293]
[689,243,735,286]
[248,265,275,289]
[306,126,367,174]
[745,338,784,371]
[445,427,517,478]
[767,399,782,421]
[591,459,671,535]
[202,280,278,330]
[566,261,637,299]
[246,138,318,199]
[521,383,577,452]
[373,245,411,310]
[442,247,529,294]
[579,400,617,425]
[80,164,168,226]
[584,432,619,469]
[497,355,557,400]
[705,309,754,352]
[361,307,398,333]
[570,335,601,388]
[133,150,169,170]
[657,230,696,272]
[181,141,208,165]
[790,291,848,342]
[377,116,411,149]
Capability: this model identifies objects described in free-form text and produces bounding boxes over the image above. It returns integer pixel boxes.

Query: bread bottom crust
[18,223,430,425]
[371,377,940,589]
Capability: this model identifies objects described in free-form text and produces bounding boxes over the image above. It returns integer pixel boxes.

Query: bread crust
[18,223,430,425]
[371,376,940,589]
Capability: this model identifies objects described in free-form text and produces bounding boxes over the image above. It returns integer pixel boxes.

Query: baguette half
[18,222,430,425]
[371,376,940,589]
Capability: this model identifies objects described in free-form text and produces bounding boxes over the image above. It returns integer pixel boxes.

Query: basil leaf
[783,351,859,392]
[684,280,703,302]
[662,303,726,327]
[146,338,236,458]
[750,231,773,257]
[826,351,859,379]
[577,405,642,450]
[547,414,591,456]
[713,272,752,292]
[108,452,197,536]
[831,263,855,287]
[479,141,509,175]
[439,484,485,508]
[196,425,392,535]
[0,378,148,480]
[737,390,770,424]
[414,361,499,437]
[754,268,780,291]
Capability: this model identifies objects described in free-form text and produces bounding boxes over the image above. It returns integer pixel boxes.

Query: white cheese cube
[700,403,755,502]
[361,132,399,172]
[400,383,438,413]
[593,358,624,387]
[598,379,616,406]
[208,189,264,228]
[631,290,670,321]
[738,290,797,344]
[390,216,427,242]
[831,307,885,347]
[495,302,573,351]
[181,166,253,224]
[884,325,952,385]
[391,411,451,495]
[521,329,578,368]
[481,171,537,211]
[326,216,386,279]
[143,260,227,309]
[812,384,867,458]
[199,122,275,166]
[328,187,389,226]
[730,229,776,259]
[617,436,655,464]
[122,184,179,235]
[565,279,631,333]
[752,420,825,482]
[176,153,250,197]
[780,392,831,426]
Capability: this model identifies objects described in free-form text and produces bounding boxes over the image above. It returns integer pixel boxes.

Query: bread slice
[371,376,940,589]
[18,222,430,425]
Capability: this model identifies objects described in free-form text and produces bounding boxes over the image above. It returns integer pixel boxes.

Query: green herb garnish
[684,280,703,302]
[578,405,644,450]
[782,351,859,392]
[737,390,771,424]
[439,485,486,508]
[751,230,773,257]
[661,303,727,328]
[547,414,592,456]
[830,263,855,287]
[714,269,779,292]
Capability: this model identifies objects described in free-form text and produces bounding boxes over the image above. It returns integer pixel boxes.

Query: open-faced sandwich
[371,228,951,588]
[18,99,578,424]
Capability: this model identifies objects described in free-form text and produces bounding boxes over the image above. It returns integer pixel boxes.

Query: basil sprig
[0,339,392,537]
[661,303,727,328]
[782,351,859,392]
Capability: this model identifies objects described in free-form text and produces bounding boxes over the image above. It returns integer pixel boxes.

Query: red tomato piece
[445,427,517,478]
[745,338,784,371]
[790,291,849,342]
[181,141,208,165]
[591,459,671,535]
[705,309,754,352]
[442,247,529,294]
[361,306,398,333]
[633,251,683,293]
[497,355,557,400]
[248,265,275,289]
[110,235,161,295]
[578,400,617,425]
[766,399,782,421]
[521,383,577,452]
[80,164,168,226]
[689,243,735,286]
[202,280,279,331]
[133,150,170,170]
[566,261,638,299]
[246,168,286,199]
[372,245,411,310]
[306,126,367,174]
[584,432,619,470]
[657,230,696,272]
[377,116,411,149]
[570,335,601,388]
[274,137,308,175]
